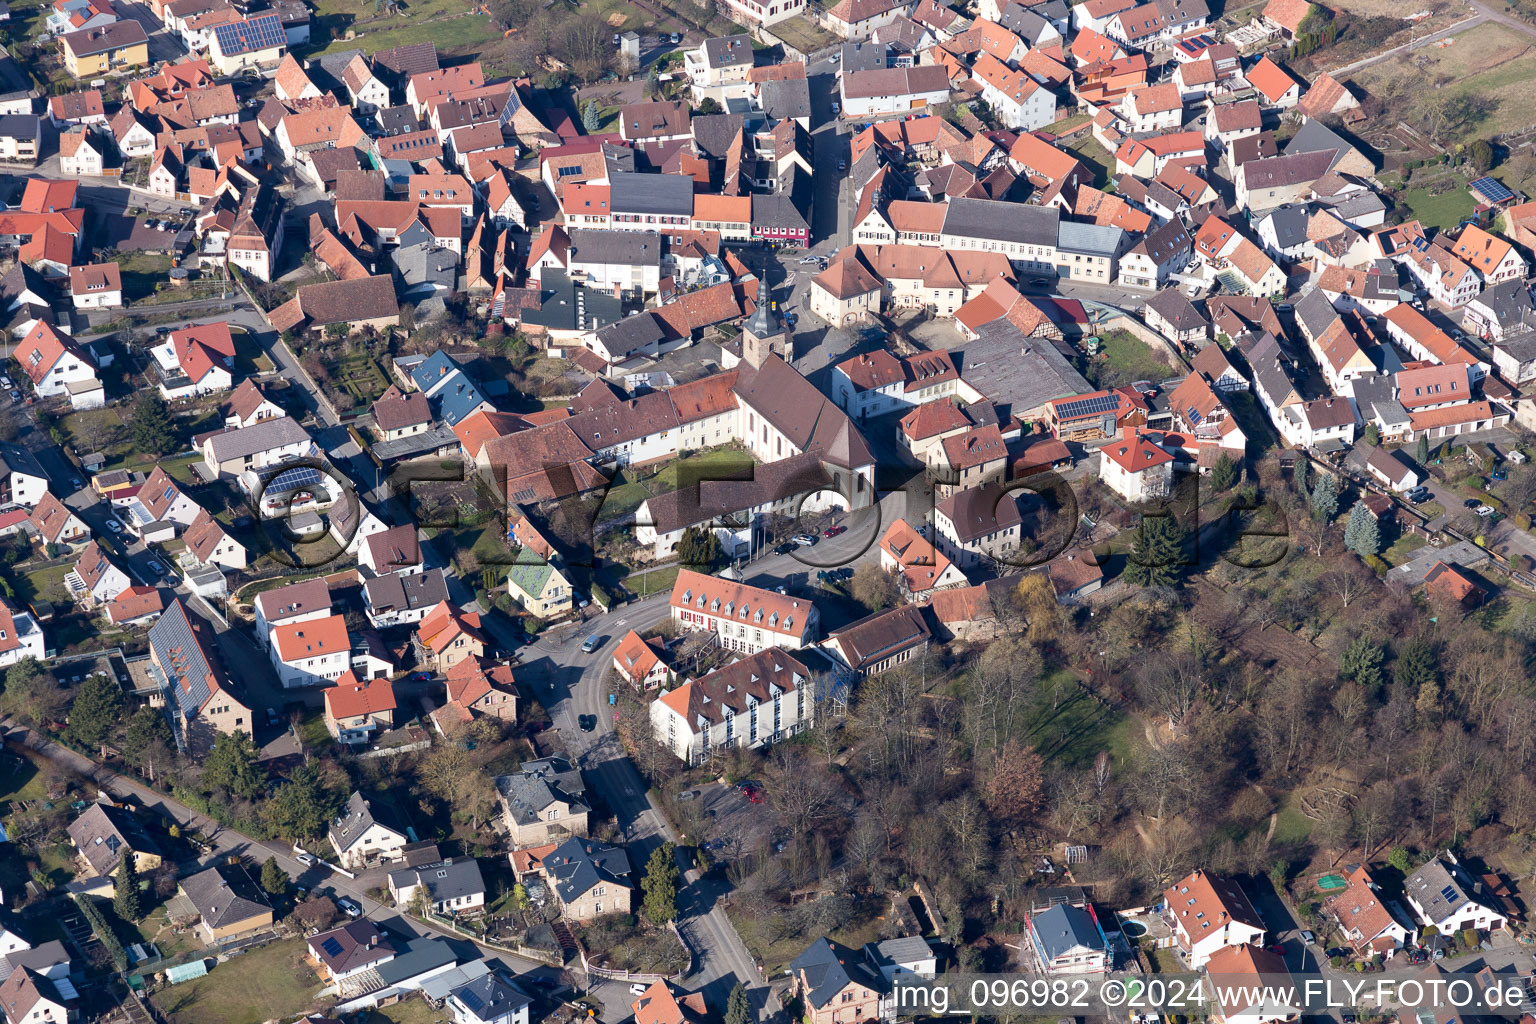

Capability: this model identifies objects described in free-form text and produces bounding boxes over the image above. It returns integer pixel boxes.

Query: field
[597,445,756,522]
[1344,23,1536,147]
[1393,183,1476,230]
[1064,136,1115,189]
[1085,329,1172,390]
[308,0,506,56]
[118,253,174,304]
[154,939,321,1024]
[769,14,840,54]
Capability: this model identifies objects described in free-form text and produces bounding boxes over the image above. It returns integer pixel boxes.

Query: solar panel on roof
[1056,393,1120,419]
[214,11,284,55]
[1440,884,1457,902]
[458,989,485,1012]
[1472,176,1514,203]
[320,937,343,957]
[267,466,323,492]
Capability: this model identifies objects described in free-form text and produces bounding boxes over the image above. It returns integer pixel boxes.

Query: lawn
[1065,135,1115,189]
[1148,947,1184,974]
[364,998,444,1024]
[230,326,273,376]
[769,13,841,54]
[0,752,48,803]
[309,0,502,56]
[596,446,756,524]
[1272,794,1315,844]
[1043,113,1091,135]
[117,253,174,304]
[25,564,76,605]
[1087,329,1173,389]
[727,892,887,973]
[154,939,321,1024]
[331,352,390,411]
[1395,183,1476,232]
[1380,532,1427,568]
[1020,671,1143,771]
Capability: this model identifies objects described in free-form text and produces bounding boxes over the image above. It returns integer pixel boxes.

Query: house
[651,647,816,765]
[669,570,820,655]
[0,115,38,165]
[878,518,968,601]
[611,630,671,690]
[831,348,970,422]
[363,567,448,628]
[324,673,396,744]
[270,613,350,688]
[253,577,331,647]
[60,20,147,77]
[149,599,253,752]
[308,921,396,987]
[790,938,886,1024]
[415,601,486,672]
[1405,851,1509,934]
[200,416,315,478]
[207,11,286,74]
[225,378,285,429]
[524,836,633,922]
[388,858,486,916]
[1026,903,1109,974]
[28,492,87,551]
[328,791,410,869]
[821,0,907,39]
[153,320,235,398]
[1370,451,1425,494]
[970,54,1054,131]
[58,131,103,177]
[1326,864,1416,956]
[1245,56,1300,107]
[1144,289,1209,345]
[823,605,931,679]
[631,981,709,1024]
[0,597,44,668]
[933,482,1023,568]
[359,524,421,577]
[494,757,590,848]
[0,445,44,510]
[838,67,951,119]
[1162,868,1267,968]
[447,971,531,1024]
[178,862,273,945]
[1204,944,1299,1024]
[1424,560,1488,607]
[1040,550,1104,603]
[267,275,399,336]
[66,801,163,877]
[372,388,431,442]
[1098,428,1174,502]
[15,322,100,407]
[1449,224,1526,286]
[0,968,71,1024]
[75,539,131,608]
[1262,0,1313,37]
[436,656,517,728]
[183,508,246,570]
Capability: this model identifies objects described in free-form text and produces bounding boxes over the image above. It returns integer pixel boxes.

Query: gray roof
[1284,118,1356,169]
[1245,332,1297,407]
[543,836,632,904]
[205,416,312,463]
[1496,329,1536,363]
[943,197,1058,247]
[569,228,662,268]
[1144,289,1208,332]
[179,862,271,928]
[1469,278,1536,328]
[1328,189,1387,225]
[953,320,1091,420]
[752,188,808,231]
[1262,205,1310,250]
[1406,853,1492,925]
[0,114,33,141]
[1366,446,1418,485]
[494,757,588,826]
[1293,287,1339,341]
[388,857,485,904]
[866,936,932,968]
[0,943,68,985]
[374,937,457,986]
[999,2,1056,40]
[67,802,161,877]
[1349,373,1409,426]
[608,172,694,216]
[1057,221,1123,258]
[0,441,43,482]
[1030,903,1106,961]
[419,960,492,1002]
[595,311,670,360]
[1239,149,1336,193]
[702,35,753,70]
[521,270,624,333]
[691,113,745,159]
[329,791,407,853]
[840,41,888,73]
[742,275,780,340]
[448,971,532,1024]
[364,567,448,617]
[149,598,224,719]
[791,938,887,1009]
[760,77,811,122]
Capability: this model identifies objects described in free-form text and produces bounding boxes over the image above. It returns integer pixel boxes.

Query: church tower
[740,270,790,369]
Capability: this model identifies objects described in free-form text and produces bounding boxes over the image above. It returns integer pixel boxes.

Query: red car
[823,525,846,538]
[744,787,764,804]
[527,721,551,733]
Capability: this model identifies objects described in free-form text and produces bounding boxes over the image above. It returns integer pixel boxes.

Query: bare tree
[765,747,841,838]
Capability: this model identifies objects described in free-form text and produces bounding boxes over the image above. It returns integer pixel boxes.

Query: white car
[104,519,123,533]
[1475,504,1496,517]
[295,851,317,866]
[630,983,649,996]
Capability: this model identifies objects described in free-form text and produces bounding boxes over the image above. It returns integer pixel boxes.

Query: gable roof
[179,862,270,927]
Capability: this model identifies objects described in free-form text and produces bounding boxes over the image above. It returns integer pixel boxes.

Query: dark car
[775,542,794,555]
[519,632,537,646]
[579,714,596,732]
[410,671,432,682]
[527,721,550,733]
[1465,498,1480,508]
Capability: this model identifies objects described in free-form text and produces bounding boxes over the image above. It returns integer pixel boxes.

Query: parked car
[1408,489,1431,505]
[580,634,603,653]
[837,159,846,171]
[678,789,700,801]
[0,376,13,389]
[146,559,164,575]
[1465,498,1481,508]
[823,524,847,537]
[831,101,840,114]
[799,255,821,264]
[1476,504,1495,517]
[579,714,596,732]
[154,326,172,336]
[6,392,17,405]
[294,851,317,866]
[630,983,649,996]
[337,897,362,918]
[792,534,817,547]
[670,32,681,43]
[745,788,764,804]
[105,519,123,534]
[266,708,281,726]
[410,671,432,682]
[775,542,795,554]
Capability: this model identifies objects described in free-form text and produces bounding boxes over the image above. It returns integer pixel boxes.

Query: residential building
[650,647,816,765]
[669,570,820,655]
[207,11,285,73]
[1326,864,1415,956]
[494,757,590,848]
[0,597,44,668]
[1404,851,1509,935]
[15,322,99,408]
[308,921,396,988]
[523,836,633,922]
[152,320,235,398]
[612,630,671,690]
[328,791,410,869]
[149,598,252,752]
[60,19,147,77]
[388,858,486,916]
[1163,868,1267,968]
[436,656,517,729]
[878,518,968,601]
[253,577,331,647]
[178,862,273,945]
[790,938,885,1024]
[323,673,397,744]
[447,970,531,1024]
[28,492,88,551]
[1205,944,1299,1024]
[65,801,163,877]
[823,605,931,678]
[415,601,486,672]
[1026,903,1109,974]
[270,613,350,688]
[933,482,1024,568]
[200,416,315,478]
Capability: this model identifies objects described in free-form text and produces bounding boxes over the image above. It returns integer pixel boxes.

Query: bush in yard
[1461,928,1480,948]
[1516,513,1532,530]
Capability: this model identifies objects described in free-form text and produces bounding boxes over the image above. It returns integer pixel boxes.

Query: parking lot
[672,780,781,861]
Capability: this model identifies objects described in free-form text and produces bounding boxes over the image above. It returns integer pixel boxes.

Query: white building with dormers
[669,570,819,656]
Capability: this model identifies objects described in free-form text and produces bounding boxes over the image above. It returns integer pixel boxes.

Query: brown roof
[1326,864,1403,950]
[1164,868,1265,935]
[294,275,399,328]
[936,481,1022,542]
[814,256,881,300]
[940,423,1007,470]
[1263,0,1312,32]
[372,388,431,431]
[827,604,931,671]
[183,507,236,563]
[657,647,809,726]
[50,89,105,122]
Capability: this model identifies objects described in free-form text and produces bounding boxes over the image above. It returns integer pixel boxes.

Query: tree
[1014,572,1060,646]
[580,99,602,132]
[4,658,66,727]
[510,883,530,912]
[130,394,177,456]
[201,732,266,799]
[260,856,289,897]
[114,852,143,921]
[676,526,722,567]
[696,97,722,115]
[1416,434,1431,464]
[1310,469,1339,522]
[1123,514,1188,589]
[1339,634,1385,690]
[641,843,679,925]
[1470,139,1495,174]
[262,762,341,843]
[1363,422,1380,446]
[1343,501,1381,557]
[294,896,338,932]
[1387,846,1413,872]
[1209,454,1237,492]
[849,563,901,612]
[725,983,750,1024]
[984,740,1045,825]
[1395,634,1436,689]
[64,673,123,749]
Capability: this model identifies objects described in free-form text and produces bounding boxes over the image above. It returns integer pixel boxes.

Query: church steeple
[741,267,787,370]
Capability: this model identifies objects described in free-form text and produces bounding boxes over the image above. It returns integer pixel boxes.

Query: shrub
[1364,554,1390,575]
[1516,513,1532,530]
[1461,928,1480,948]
